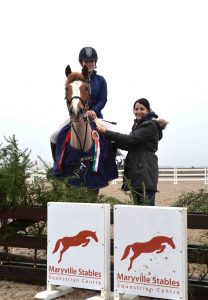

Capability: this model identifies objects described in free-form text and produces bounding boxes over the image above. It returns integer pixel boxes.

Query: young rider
[50,46,108,161]
[78,46,108,119]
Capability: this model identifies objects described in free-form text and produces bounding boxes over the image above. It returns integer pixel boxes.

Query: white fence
[112,168,208,185]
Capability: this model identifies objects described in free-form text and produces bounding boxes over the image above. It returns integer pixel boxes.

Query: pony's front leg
[82,238,90,247]
[156,245,166,254]
[58,246,70,263]
[128,253,139,271]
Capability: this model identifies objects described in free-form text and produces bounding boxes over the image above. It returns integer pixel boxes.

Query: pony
[64,64,93,152]
[52,65,118,191]
[52,230,98,263]
[120,235,176,271]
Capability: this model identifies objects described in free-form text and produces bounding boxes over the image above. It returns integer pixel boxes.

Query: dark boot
[50,142,57,162]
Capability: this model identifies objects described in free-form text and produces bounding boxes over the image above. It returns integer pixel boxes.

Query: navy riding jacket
[88,71,107,118]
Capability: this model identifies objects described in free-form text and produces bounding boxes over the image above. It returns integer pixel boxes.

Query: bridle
[71,121,89,153]
[65,79,90,120]
[66,95,89,115]
[64,78,91,152]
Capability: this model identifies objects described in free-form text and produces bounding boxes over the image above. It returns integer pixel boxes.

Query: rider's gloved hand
[87,110,97,120]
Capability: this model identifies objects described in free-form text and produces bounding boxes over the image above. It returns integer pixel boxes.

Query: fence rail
[112,168,208,184]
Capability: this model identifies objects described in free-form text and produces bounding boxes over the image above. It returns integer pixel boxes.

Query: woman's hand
[95,119,107,134]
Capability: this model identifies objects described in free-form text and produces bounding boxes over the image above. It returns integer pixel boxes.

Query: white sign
[47,202,110,291]
[114,206,187,300]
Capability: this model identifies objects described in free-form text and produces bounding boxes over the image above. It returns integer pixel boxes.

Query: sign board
[47,202,110,291]
[114,206,187,300]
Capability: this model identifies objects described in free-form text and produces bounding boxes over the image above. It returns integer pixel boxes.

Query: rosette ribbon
[58,130,71,171]
[91,130,100,173]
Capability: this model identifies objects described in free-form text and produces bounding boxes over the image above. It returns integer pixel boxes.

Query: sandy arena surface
[0,181,207,299]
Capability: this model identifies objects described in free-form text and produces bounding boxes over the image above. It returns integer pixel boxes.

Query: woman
[96,98,168,206]
[50,46,108,160]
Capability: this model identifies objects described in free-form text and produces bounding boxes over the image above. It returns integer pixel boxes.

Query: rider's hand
[87,110,97,120]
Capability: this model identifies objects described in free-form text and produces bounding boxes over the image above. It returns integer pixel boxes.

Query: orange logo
[52,230,98,263]
[121,235,176,271]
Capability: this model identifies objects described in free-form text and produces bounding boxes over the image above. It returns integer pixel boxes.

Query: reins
[71,120,88,153]
[58,120,100,173]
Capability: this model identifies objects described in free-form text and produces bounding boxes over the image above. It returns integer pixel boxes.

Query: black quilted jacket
[104,113,168,192]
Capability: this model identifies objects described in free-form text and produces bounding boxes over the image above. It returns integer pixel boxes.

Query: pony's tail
[121,245,132,261]
[52,239,62,254]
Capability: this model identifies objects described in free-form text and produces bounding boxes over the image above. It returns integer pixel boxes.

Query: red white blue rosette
[91,130,100,173]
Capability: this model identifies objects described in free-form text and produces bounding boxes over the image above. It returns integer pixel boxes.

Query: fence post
[100,204,112,300]
[113,206,187,299]
[174,168,178,184]
[35,203,111,300]
[205,168,207,184]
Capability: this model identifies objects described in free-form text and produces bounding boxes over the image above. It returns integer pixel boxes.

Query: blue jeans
[133,190,155,206]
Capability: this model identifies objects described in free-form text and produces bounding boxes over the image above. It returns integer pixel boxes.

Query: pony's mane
[66,72,86,85]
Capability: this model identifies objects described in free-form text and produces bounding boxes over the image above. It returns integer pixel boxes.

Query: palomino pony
[121,235,176,271]
[52,65,118,190]
[52,230,98,263]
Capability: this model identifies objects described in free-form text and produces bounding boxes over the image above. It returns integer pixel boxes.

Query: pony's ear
[82,65,89,79]
[65,65,72,77]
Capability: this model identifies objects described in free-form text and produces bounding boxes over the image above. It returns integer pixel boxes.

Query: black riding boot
[50,142,57,162]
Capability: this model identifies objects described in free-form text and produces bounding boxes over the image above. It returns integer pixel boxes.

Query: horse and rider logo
[120,235,176,271]
[52,230,175,271]
[52,230,98,263]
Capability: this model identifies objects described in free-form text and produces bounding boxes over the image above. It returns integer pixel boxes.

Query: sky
[0,0,208,167]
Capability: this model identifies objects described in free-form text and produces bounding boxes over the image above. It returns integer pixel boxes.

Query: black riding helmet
[79,47,98,65]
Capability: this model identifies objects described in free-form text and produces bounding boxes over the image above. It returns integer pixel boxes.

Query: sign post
[114,206,187,300]
[35,202,111,300]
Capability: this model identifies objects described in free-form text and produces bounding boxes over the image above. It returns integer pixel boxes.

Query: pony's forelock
[66,72,86,86]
